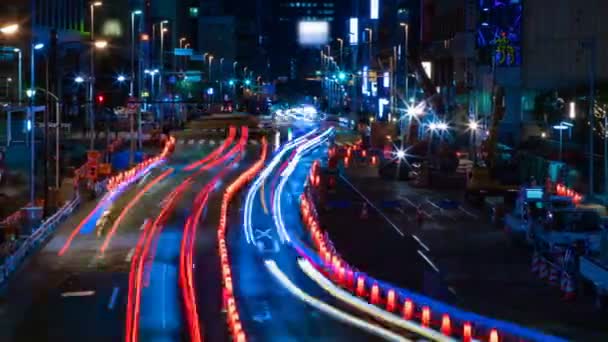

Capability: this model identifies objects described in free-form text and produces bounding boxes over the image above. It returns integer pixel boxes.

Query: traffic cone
[560,270,568,292]
[440,314,452,336]
[531,251,540,274]
[370,283,380,305]
[548,264,559,286]
[386,289,396,312]
[421,306,431,327]
[562,273,576,301]
[360,203,369,219]
[356,276,366,297]
[402,299,414,320]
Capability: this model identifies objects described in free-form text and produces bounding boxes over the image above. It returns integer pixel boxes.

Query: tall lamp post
[28,42,45,204]
[89,1,102,150]
[159,21,168,96]
[336,38,343,67]
[400,22,409,100]
[219,57,224,97]
[14,48,22,104]
[365,28,373,64]
[130,9,142,96]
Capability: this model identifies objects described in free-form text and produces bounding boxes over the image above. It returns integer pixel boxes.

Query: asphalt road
[0,133,245,342]
[321,156,608,341]
[233,128,381,342]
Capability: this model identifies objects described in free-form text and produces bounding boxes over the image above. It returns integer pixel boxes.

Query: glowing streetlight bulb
[75,76,85,83]
[468,120,479,131]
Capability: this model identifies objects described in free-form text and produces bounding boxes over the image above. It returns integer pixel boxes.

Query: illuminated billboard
[349,18,358,45]
[298,21,329,46]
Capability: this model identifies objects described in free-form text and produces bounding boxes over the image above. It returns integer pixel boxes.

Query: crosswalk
[176,138,260,146]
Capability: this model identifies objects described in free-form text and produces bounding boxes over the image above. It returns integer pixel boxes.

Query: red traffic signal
[96,94,105,104]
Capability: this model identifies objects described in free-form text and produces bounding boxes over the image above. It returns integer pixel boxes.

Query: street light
[13,48,22,103]
[569,101,576,119]
[0,24,19,35]
[117,74,126,82]
[179,37,186,48]
[365,28,373,63]
[159,20,169,97]
[89,0,103,150]
[75,75,85,84]
[208,55,214,82]
[468,119,480,163]
[130,9,142,96]
[94,40,108,49]
[400,22,409,100]
[553,122,572,161]
[336,38,343,66]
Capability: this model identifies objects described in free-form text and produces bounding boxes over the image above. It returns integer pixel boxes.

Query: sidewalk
[318,159,607,341]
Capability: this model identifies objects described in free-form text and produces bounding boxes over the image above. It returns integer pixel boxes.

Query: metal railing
[0,192,81,286]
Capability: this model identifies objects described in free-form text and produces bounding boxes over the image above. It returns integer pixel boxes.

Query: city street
[0,128,255,341]
[319,157,608,341]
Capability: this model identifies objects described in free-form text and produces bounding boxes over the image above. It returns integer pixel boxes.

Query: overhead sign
[174,48,193,56]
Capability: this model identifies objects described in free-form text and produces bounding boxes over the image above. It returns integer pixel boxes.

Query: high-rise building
[265,0,349,80]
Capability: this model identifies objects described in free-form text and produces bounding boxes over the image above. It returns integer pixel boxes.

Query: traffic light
[96,94,105,105]
[338,72,346,81]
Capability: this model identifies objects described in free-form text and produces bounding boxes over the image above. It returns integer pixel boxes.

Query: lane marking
[264,260,411,342]
[61,290,95,297]
[108,287,120,310]
[298,258,455,342]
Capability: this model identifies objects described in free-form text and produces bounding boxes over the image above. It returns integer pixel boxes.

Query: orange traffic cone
[360,203,369,219]
[562,273,576,301]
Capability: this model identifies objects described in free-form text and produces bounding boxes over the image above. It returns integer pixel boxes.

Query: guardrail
[299,162,566,342]
[0,192,81,286]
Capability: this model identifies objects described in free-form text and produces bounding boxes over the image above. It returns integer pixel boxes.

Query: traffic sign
[174,48,193,56]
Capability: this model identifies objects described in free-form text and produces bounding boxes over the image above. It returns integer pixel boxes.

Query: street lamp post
[233,61,238,78]
[219,57,224,97]
[130,10,142,96]
[29,43,44,204]
[89,1,102,150]
[365,28,373,64]
[400,23,409,101]
[336,38,343,66]
[159,21,168,97]
[13,48,22,104]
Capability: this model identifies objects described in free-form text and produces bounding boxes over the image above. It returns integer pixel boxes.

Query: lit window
[189,7,199,17]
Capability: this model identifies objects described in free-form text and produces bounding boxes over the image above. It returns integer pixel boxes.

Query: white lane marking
[417,250,440,273]
[61,291,96,297]
[298,258,455,342]
[107,287,120,310]
[411,235,430,252]
[264,260,411,342]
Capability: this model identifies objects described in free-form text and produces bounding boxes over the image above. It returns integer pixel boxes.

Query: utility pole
[586,38,597,196]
